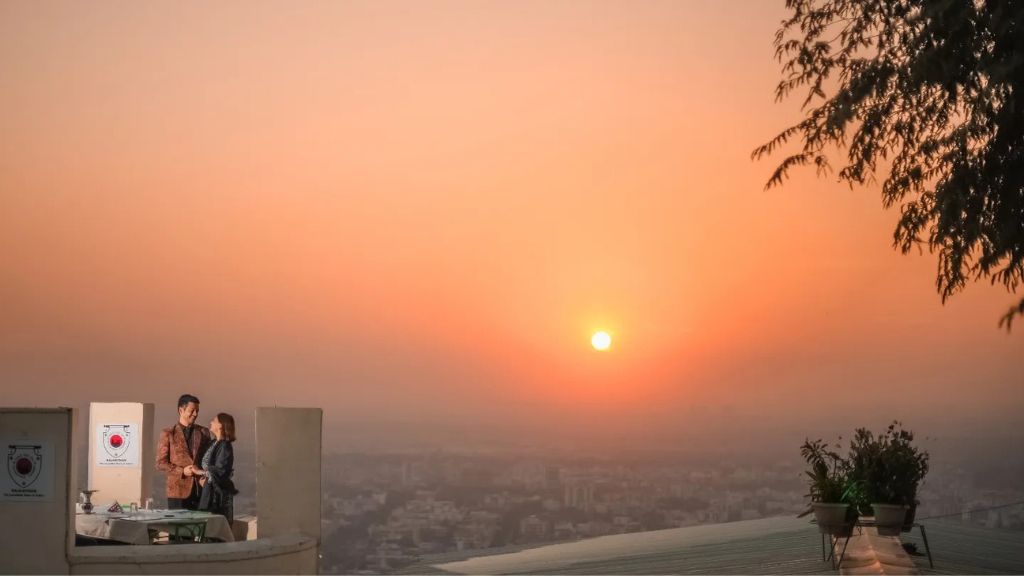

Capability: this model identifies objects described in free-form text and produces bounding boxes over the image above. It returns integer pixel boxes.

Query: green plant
[848,428,884,513]
[883,422,930,506]
[848,422,930,509]
[801,438,859,504]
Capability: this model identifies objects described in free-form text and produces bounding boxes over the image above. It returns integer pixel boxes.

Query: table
[76,509,234,545]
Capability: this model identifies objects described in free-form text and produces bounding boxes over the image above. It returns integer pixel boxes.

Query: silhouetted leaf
[754,0,1024,330]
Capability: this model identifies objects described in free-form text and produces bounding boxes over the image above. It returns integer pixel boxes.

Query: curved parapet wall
[68,534,318,575]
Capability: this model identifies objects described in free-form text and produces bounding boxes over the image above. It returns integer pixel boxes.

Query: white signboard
[96,423,140,467]
[2,441,55,501]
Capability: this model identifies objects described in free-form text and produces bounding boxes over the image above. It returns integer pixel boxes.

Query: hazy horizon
[2,0,1021,453]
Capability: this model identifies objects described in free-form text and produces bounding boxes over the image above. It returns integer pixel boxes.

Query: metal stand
[820,523,856,571]
[814,517,934,571]
[824,532,854,570]
[153,520,209,544]
[170,520,207,543]
[911,523,934,569]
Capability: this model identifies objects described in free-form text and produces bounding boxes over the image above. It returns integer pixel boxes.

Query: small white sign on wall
[2,441,55,501]
[96,423,140,467]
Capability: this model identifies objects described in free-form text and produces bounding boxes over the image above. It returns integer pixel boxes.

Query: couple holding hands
[155,394,239,524]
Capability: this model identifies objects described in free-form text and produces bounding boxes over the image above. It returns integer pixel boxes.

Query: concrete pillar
[0,407,76,575]
[87,402,154,509]
[256,407,322,546]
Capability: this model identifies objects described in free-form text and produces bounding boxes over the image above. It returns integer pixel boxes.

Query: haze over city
[2,1,1021,455]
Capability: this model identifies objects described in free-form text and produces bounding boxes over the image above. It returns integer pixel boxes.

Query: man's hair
[177,394,200,410]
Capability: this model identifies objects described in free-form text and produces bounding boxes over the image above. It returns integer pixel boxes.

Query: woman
[197,412,239,525]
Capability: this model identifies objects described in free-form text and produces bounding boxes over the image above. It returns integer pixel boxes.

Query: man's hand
[183,465,195,477]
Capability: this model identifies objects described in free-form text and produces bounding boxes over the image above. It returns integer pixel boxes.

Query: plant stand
[903,522,933,569]
[822,529,854,570]
[826,518,934,571]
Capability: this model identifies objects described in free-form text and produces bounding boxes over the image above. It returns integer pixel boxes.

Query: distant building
[519,515,549,542]
[552,521,576,540]
[542,497,562,512]
[545,465,562,489]
[564,482,595,512]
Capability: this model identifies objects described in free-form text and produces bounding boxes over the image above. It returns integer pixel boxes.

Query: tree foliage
[753,0,1024,329]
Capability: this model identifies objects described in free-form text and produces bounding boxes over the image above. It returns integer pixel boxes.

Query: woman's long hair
[216,413,236,442]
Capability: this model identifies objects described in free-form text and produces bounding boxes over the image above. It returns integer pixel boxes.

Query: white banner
[96,423,140,467]
[2,441,55,502]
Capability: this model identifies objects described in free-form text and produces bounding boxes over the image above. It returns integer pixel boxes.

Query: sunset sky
[2,1,1020,451]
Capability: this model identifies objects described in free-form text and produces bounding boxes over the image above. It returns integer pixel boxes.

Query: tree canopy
[754,0,1024,330]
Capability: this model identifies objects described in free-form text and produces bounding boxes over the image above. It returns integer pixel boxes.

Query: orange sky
[1,1,1020,449]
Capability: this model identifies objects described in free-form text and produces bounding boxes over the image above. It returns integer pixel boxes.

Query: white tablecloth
[76,510,235,544]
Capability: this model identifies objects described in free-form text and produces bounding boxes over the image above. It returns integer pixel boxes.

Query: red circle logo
[15,457,33,476]
[109,434,124,448]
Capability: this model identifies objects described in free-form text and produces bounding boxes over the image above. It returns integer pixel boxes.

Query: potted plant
[801,438,858,536]
[849,422,929,535]
[885,422,929,532]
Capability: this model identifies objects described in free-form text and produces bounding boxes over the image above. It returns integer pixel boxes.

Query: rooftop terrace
[404,515,1024,575]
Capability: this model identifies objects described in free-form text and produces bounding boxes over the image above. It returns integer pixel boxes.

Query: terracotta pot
[873,503,908,536]
[813,502,852,535]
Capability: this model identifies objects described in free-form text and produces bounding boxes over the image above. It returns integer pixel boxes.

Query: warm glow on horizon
[0,1,1019,440]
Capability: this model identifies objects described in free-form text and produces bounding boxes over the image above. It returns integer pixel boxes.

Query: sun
[591,331,612,351]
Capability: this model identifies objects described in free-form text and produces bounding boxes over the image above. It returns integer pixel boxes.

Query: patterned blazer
[155,424,211,499]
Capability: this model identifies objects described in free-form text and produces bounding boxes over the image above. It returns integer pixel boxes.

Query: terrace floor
[905,520,1024,575]
[404,515,1024,575]
[409,517,839,575]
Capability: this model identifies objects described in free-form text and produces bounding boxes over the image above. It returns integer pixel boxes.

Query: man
[155,394,212,510]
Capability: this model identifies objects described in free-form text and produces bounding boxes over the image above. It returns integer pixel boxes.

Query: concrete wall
[256,407,322,546]
[0,408,76,575]
[87,402,154,508]
[68,533,318,575]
